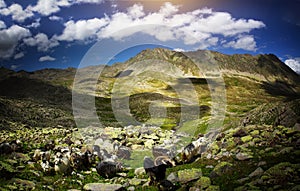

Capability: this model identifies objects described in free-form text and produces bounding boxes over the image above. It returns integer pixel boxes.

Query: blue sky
[0,0,299,73]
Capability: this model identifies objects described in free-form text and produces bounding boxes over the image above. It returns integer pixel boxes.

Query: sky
[0,0,299,73]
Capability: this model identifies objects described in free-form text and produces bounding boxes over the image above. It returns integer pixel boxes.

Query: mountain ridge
[0,49,300,190]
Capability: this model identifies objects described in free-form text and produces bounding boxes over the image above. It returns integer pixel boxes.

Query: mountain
[0,49,299,190]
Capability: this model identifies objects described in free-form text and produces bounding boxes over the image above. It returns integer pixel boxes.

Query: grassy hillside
[0,49,299,190]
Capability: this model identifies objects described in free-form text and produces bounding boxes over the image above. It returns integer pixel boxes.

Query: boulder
[134,167,146,177]
[167,172,178,183]
[11,178,35,189]
[116,147,131,160]
[83,183,123,191]
[249,167,264,178]
[129,178,147,186]
[206,185,220,191]
[177,168,202,183]
[233,129,247,137]
[241,135,253,143]
[194,176,211,189]
[235,152,253,161]
[210,162,233,178]
[144,139,155,149]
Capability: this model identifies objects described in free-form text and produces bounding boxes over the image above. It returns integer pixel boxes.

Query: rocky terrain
[0,48,300,190]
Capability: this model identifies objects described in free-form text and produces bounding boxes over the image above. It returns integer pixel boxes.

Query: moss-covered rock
[241,135,253,143]
[83,183,123,191]
[206,185,220,191]
[177,168,202,183]
[194,176,211,189]
[210,162,233,178]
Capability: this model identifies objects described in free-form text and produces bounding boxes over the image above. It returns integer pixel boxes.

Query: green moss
[177,168,202,183]
[241,135,253,143]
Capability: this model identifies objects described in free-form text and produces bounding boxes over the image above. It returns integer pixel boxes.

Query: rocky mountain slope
[0,48,299,190]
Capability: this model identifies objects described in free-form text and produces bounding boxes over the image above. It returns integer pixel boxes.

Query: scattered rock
[127,186,135,191]
[194,176,211,189]
[235,152,253,161]
[83,183,123,191]
[206,185,220,191]
[116,147,131,160]
[257,161,267,166]
[12,178,35,189]
[144,139,155,149]
[233,129,247,137]
[241,135,253,143]
[249,167,264,178]
[210,162,233,178]
[134,167,146,177]
[177,168,202,183]
[129,178,147,186]
[167,172,178,183]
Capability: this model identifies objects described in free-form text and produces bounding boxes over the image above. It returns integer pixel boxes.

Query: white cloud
[14,52,25,59]
[28,0,61,16]
[56,17,109,41]
[0,3,34,22]
[75,0,104,4]
[28,0,105,16]
[39,55,56,62]
[26,19,41,28]
[57,2,265,51]
[10,65,20,70]
[49,15,63,21]
[0,0,6,8]
[198,37,219,49]
[0,20,6,29]
[24,33,59,52]
[285,58,300,74]
[0,25,31,59]
[159,2,180,17]
[127,4,145,19]
[173,48,185,52]
[225,35,257,51]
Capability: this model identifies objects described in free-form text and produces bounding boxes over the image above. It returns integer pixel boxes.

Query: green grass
[122,150,152,169]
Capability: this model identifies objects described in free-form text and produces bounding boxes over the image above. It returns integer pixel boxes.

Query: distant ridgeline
[0,48,299,131]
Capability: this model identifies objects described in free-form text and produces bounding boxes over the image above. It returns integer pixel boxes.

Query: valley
[0,48,299,191]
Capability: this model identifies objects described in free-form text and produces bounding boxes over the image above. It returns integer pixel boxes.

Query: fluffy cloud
[49,15,63,21]
[57,3,265,51]
[24,33,59,52]
[39,55,56,62]
[75,0,104,4]
[56,17,109,41]
[0,3,34,22]
[0,20,6,29]
[28,0,105,16]
[26,19,41,28]
[0,0,6,8]
[225,35,257,51]
[0,25,31,59]
[173,48,185,52]
[10,65,20,70]
[28,0,62,16]
[14,52,25,59]
[127,4,145,19]
[285,58,300,74]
